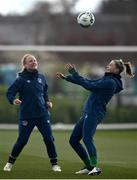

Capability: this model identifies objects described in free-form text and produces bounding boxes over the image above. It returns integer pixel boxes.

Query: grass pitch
[0,129,137,179]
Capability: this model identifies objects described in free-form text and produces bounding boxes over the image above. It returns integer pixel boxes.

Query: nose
[33,60,37,65]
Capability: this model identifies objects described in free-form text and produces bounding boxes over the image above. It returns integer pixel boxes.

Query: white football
[77,11,95,28]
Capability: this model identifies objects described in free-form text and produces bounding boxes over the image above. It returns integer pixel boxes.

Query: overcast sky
[0,0,102,15]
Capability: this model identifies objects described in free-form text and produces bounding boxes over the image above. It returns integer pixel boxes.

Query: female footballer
[4,54,61,172]
[57,59,134,175]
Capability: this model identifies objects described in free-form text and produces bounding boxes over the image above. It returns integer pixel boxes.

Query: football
[77,11,95,28]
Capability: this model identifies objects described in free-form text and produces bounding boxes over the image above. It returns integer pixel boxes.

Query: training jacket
[7,69,49,120]
[66,72,123,120]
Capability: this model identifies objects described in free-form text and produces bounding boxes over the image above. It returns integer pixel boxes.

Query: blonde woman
[4,54,61,172]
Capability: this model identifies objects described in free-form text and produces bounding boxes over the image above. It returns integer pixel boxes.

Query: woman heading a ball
[57,59,134,175]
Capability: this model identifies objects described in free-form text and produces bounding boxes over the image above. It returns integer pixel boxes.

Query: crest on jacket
[37,78,42,83]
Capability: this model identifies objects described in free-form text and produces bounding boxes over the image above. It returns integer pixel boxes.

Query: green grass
[0,129,137,179]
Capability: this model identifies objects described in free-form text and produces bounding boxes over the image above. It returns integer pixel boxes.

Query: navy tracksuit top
[7,69,49,120]
[66,72,123,118]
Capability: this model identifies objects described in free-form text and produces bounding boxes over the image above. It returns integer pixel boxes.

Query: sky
[0,0,102,15]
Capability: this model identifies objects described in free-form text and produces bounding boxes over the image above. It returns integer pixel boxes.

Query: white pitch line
[0,123,137,130]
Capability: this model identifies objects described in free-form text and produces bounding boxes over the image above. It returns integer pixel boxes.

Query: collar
[104,72,121,79]
[22,68,38,78]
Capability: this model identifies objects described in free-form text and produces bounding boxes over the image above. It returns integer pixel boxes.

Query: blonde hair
[114,59,134,78]
[21,54,32,66]
[20,54,33,72]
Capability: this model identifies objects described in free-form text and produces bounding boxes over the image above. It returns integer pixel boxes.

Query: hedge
[0,85,137,124]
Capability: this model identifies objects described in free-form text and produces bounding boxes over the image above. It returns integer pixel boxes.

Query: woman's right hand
[13,98,22,105]
[56,72,66,79]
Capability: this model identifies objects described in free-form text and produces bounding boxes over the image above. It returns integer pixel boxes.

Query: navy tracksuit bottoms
[10,113,57,164]
[69,113,101,167]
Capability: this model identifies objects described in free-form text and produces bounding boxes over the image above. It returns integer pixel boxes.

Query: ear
[24,64,27,68]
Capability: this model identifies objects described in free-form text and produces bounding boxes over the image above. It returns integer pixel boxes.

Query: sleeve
[66,73,101,85]
[65,74,80,84]
[6,77,23,104]
[65,72,116,92]
[43,77,49,102]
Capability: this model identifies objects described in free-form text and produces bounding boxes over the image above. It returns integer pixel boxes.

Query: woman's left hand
[65,63,77,74]
[47,101,53,109]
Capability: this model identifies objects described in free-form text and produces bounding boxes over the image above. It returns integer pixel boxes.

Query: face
[24,55,38,71]
[106,60,119,74]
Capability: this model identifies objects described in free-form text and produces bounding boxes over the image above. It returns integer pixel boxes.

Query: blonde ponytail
[124,62,134,78]
[114,59,134,78]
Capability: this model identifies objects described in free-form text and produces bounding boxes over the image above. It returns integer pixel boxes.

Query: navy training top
[7,69,49,120]
[66,72,123,120]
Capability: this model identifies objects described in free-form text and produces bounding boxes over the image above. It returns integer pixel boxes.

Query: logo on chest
[37,78,42,84]
[26,80,31,83]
